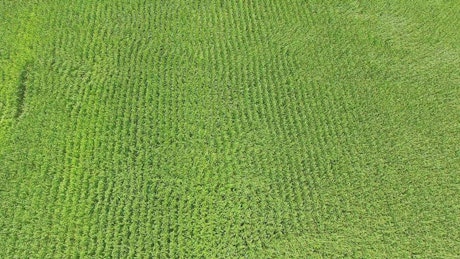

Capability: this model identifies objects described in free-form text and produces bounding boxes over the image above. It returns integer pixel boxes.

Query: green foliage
[1,0,459,257]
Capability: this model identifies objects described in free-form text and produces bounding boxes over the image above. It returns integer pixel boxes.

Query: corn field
[1,1,459,257]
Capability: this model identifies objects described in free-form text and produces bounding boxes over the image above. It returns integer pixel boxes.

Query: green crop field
[1,0,459,258]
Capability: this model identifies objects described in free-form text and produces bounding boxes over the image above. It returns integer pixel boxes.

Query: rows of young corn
[1,0,459,257]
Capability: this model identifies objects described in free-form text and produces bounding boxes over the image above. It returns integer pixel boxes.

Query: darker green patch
[15,61,31,118]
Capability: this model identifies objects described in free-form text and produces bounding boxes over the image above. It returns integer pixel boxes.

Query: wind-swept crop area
[1,0,459,257]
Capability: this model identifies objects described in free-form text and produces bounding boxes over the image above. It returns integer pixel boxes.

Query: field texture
[1,0,459,257]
